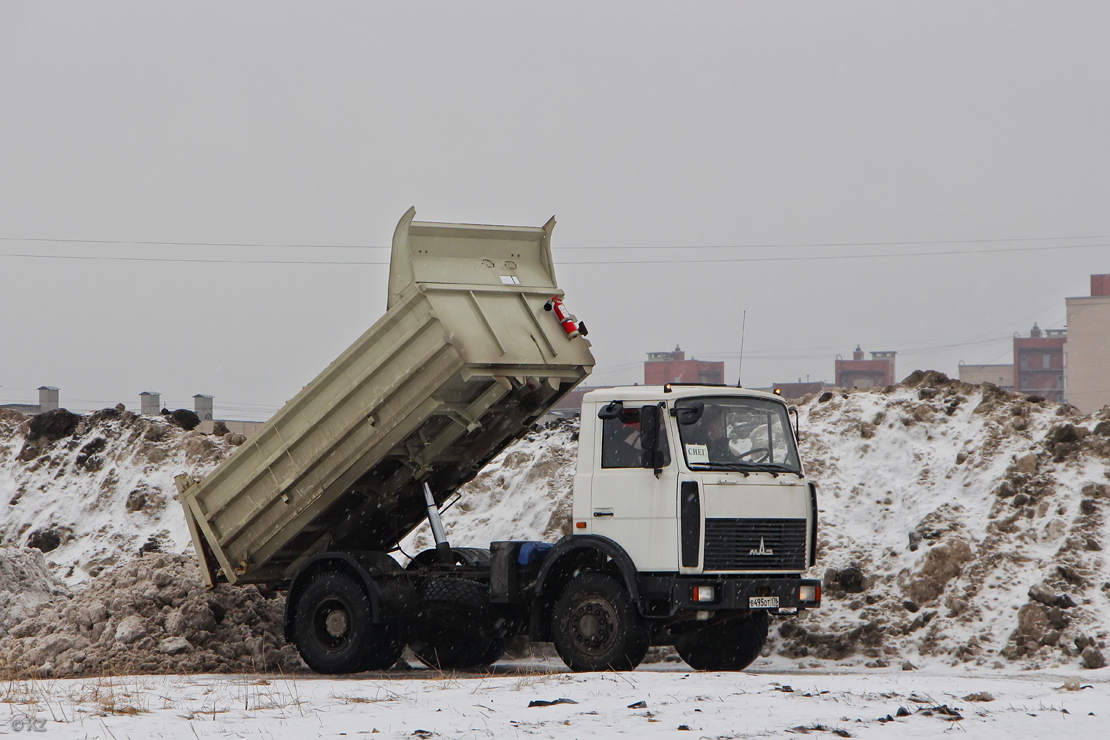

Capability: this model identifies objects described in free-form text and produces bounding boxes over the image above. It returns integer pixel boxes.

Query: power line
[1,241,1106,267]
[0,252,386,266]
[0,236,386,250]
[556,234,1110,250]
[700,336,1011,363]
[587,335,1017,384]
[2,232,1108,250]
[612,299,1066,379]
[561,242,1109,265]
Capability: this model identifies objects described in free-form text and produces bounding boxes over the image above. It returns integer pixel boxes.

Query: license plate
[749,596,779,609]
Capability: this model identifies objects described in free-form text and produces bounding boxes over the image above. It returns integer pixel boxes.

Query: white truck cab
[575,385,814,576]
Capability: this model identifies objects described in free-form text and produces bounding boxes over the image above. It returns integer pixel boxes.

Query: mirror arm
[598,401,624,420]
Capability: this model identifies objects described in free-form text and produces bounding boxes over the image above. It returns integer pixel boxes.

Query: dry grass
[0,670,318,727]
[0,674,72,723]
[69,676,151,716]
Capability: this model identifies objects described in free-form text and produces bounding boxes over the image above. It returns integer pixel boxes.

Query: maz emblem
[749,537,774,556]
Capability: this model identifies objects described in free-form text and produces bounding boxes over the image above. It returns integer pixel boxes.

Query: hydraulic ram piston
[422,481,454,564]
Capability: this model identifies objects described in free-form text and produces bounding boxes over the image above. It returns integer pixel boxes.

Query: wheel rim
[568,596,618,655]
[311,597,352,653]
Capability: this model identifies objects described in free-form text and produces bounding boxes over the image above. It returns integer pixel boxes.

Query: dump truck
[176,208,821,674]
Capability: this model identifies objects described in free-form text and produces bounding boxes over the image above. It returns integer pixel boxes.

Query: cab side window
[601,408,671,469]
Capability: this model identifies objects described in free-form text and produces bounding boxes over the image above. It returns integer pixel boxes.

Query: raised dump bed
[177,208,594,586]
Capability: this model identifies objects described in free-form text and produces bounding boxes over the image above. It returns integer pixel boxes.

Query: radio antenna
[736,310,747,387]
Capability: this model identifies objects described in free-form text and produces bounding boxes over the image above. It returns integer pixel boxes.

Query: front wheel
[674,611,769,671]
[292,570,403,674]
[552,573,648,672]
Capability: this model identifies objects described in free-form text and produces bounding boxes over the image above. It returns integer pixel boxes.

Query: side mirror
[598,401,623,420]
[639,404,666,473]
[675,400,704,425]
[789,406,801,441]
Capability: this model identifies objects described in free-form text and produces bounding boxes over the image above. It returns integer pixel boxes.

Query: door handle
[593,510,614,517]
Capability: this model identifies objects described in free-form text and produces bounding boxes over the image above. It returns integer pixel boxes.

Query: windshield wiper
[688,462,748,475]
[693,462,799,477]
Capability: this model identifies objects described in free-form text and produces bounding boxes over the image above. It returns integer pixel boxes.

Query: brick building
[1013,323,1066,402]
[835,346,896,388]
[643,346,725,385]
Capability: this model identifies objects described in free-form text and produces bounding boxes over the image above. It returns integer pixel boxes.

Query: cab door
[587,403,679,571]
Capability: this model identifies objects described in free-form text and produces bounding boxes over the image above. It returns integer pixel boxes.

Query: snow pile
[0,553,301,678]
[0,406,238,584]
[0,547,68,637]
[0,407,300,679]
[776,371,1110,671]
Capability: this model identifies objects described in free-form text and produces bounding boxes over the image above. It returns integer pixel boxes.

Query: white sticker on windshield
[686,444,710,464]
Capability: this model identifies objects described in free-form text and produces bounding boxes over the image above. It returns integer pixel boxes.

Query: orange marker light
[575,521,587,529]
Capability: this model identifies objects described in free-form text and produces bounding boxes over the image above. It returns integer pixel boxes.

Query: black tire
[674,611,770,671]
[409,577,505,670]
[292,570,403,674]
[421,575,491,607]
[552,572,648,672]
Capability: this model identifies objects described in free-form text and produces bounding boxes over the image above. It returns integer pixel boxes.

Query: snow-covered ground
[2,663,1107,739]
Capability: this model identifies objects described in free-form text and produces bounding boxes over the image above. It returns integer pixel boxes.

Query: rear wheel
[552,573,648,672]
[674,611,769,671]
[409,577,505,670]
[292,570,403,674]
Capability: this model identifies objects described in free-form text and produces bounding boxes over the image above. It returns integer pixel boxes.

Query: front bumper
[637,575,821,616]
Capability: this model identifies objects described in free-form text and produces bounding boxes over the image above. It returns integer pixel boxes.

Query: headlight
[799,585,818,602]
[692,585,715,602]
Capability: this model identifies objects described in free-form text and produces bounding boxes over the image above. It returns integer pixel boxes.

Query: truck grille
[703,518,807,571]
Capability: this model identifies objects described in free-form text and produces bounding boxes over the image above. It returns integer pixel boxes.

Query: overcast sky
[2,1,1107,420]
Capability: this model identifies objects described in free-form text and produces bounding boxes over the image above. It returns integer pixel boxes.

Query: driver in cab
[686,406,733,462]
[685,405,765,464]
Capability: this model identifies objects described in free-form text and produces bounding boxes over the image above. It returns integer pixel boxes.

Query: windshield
[675,396,800,473]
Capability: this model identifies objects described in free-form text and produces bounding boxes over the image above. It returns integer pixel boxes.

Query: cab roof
[582,385,785,404]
